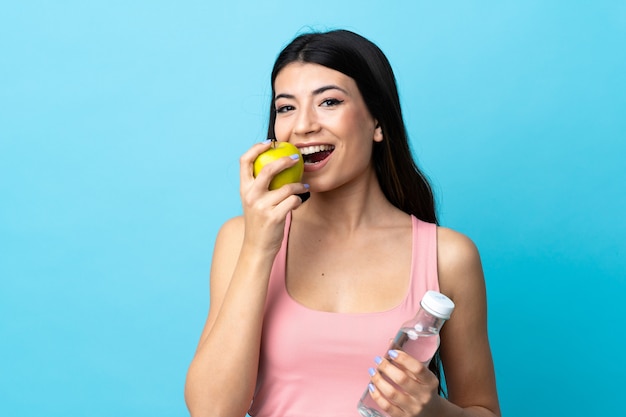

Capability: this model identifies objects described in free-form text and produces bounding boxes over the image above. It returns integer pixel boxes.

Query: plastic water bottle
[357,290,455,417]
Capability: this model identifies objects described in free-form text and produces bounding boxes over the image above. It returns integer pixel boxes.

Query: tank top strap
[405,215,439,310]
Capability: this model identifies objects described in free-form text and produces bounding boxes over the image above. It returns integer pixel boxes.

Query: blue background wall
[1,1,624,416]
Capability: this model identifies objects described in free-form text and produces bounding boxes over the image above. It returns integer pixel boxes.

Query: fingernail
[297,192,310,203]
[303,183,310,189]
[374,356,382,365]
[289,154,300,160]
[388,350,398,359]
[261,139,272,144]
[368,383,375,393]
[368,367,376,377]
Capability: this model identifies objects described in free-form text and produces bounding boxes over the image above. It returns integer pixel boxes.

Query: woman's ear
[373,123,383,142]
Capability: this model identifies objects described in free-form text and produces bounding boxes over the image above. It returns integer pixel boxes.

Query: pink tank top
[249,214,439,417]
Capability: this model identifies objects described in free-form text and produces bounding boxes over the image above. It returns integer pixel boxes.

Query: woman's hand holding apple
[238,140,309,254]
[253,140,304,190]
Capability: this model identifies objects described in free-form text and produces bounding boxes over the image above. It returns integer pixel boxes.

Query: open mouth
[299,144,335,165]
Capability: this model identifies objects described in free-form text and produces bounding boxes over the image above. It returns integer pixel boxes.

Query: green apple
[253,141,304,190]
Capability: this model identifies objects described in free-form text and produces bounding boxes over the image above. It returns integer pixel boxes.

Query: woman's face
[273,62,383,192]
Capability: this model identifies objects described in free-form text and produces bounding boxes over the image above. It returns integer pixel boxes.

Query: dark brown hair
[268,29,438,225]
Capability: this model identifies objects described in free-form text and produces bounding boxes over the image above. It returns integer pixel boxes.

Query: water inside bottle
[391,327,439,363]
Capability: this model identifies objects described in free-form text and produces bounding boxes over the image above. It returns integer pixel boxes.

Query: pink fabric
[249,214,439,417]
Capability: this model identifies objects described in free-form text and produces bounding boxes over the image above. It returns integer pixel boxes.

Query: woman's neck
[293,172,407,234]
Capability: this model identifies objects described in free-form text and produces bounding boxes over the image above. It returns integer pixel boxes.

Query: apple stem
[270,138,277,149]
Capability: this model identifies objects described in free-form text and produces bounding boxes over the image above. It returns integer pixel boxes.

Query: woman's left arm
[436,226,501,417]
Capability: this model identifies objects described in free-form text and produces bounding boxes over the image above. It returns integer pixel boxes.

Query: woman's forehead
[274,62,358,95]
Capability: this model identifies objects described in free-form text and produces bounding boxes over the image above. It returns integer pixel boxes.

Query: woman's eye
[275,105,295,114]
[320,98,343,107]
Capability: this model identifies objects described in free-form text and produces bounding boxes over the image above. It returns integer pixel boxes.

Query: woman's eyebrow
[312,84,348,96]
[274,85,348,101]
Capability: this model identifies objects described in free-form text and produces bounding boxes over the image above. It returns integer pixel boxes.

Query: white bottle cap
[420,290,455,319]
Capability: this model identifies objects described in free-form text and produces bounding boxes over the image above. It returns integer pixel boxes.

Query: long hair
[267,29,438,225]
[267,29,446,395]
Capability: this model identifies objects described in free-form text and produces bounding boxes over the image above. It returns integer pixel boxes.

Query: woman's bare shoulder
[436,226,485,298]
[218,215,245,235]
[436,227,480,261]
[213,216,245,251]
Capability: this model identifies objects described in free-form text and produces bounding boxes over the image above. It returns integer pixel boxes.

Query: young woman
[185,29,500,417]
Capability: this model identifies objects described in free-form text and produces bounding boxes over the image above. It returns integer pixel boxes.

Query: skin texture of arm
[437,227,501,417]
[184,216,265,417]
[184,142,308,417]
[367,227,501,417]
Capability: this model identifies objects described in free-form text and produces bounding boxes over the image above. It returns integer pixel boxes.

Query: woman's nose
[293,106,320,135]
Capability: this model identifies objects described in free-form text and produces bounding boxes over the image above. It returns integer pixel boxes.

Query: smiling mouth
[299,144,335,165]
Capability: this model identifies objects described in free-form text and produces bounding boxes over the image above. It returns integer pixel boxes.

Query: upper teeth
[299,144,335,155]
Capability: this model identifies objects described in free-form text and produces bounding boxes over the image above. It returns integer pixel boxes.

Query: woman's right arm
[184,141,308,417]
[184,216,272,417]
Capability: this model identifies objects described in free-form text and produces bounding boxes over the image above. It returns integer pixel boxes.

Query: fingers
[385,350,435,383]
[246,182,309,213]
[239,140,273,186]
[237,141,308,249]
[254,156,302,190]
[374,350,434,387]
[368,350,439,416]
[240,140,304,195]
[367,368,406,416]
